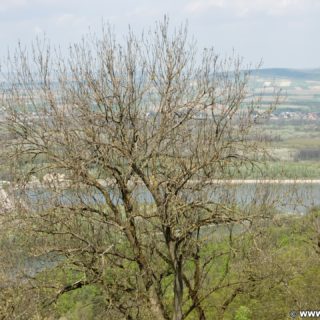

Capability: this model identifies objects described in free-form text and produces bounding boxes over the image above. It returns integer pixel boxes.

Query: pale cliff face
[0,188,13,212]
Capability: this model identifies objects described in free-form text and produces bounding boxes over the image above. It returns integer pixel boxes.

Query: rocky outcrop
[0,188,13,212]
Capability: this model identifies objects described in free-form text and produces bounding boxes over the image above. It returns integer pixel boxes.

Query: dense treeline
[294,148,320,161]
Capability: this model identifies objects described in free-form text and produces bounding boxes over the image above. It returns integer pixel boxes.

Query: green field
[247,69,320,179]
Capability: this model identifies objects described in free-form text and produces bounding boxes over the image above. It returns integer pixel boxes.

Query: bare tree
[0,18,277,320]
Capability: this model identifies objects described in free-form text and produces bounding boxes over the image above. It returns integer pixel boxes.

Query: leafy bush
[234,306,251,320]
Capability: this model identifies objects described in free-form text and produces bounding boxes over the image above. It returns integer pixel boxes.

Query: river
[7,179,320,214]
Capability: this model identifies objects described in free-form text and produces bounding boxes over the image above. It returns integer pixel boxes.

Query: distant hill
[250,68,320,81]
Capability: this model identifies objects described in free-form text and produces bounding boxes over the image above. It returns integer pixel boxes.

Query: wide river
[2,180,320,214]
[133,181,320,214]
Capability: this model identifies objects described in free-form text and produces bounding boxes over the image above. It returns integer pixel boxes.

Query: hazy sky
[0,0,319,69]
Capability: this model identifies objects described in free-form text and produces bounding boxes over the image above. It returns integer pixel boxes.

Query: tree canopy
[0,19,285,320]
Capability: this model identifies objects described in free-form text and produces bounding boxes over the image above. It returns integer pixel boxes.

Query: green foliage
[234,306,251,320]
[55,285,104,320]
[226,209,320,320]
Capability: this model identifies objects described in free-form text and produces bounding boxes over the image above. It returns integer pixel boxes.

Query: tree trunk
[196,305,206,320]
[173,256,183,320]
[148,284,170,320]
